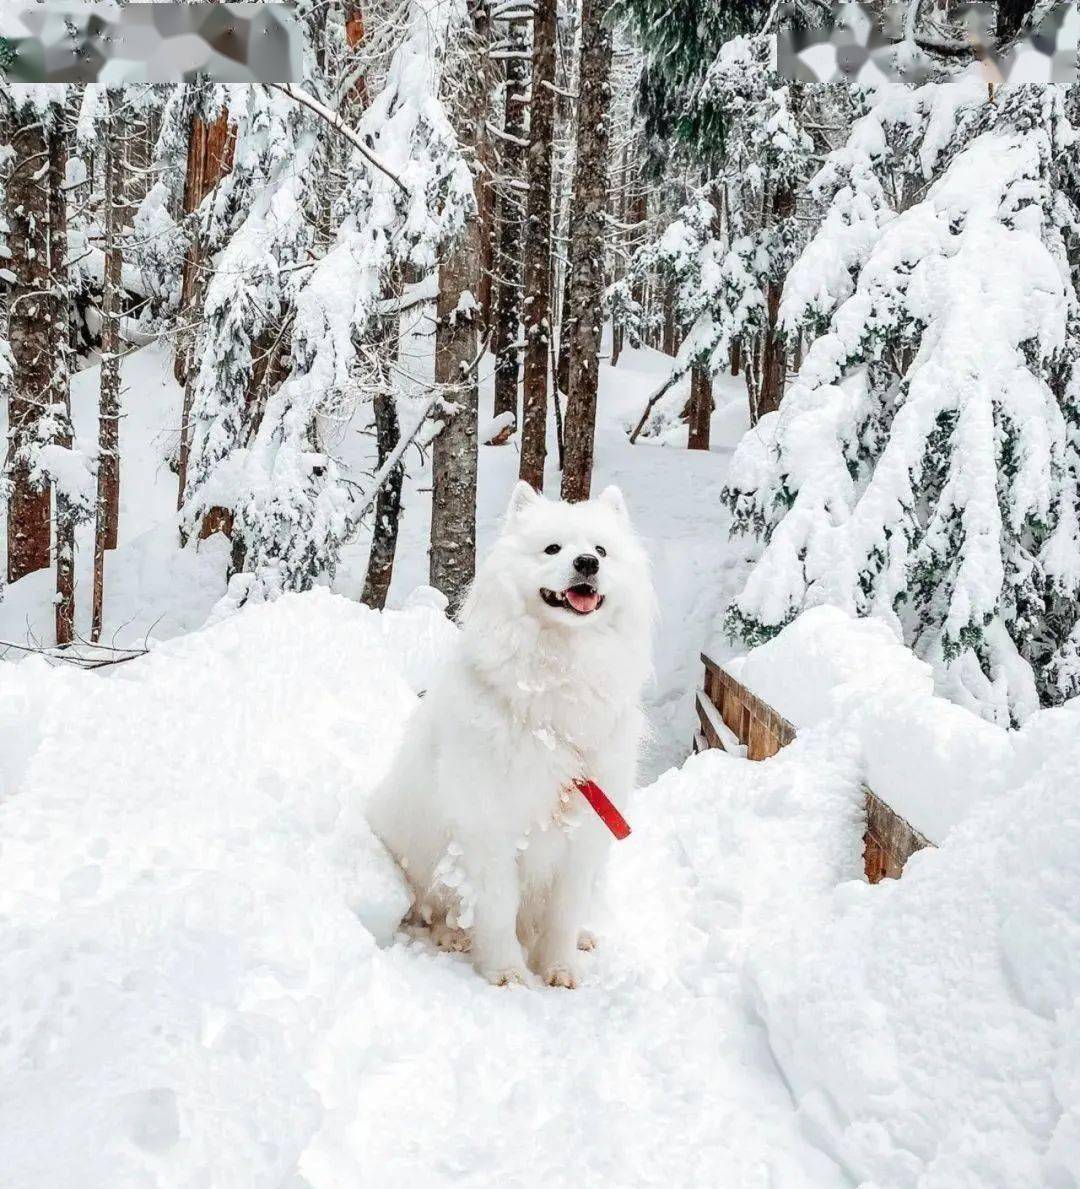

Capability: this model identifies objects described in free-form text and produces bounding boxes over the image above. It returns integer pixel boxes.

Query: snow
[0,588,847,1188]
[3,314,1078,1188]
[5,581,1076,1186]
[725,605,1013,841]
[751,696,1080,1187]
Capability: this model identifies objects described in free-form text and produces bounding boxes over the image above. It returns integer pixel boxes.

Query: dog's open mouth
[540,584,605,615]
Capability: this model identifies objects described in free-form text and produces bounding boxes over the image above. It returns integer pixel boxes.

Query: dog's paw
[482,965,530,987]
[431,922,471,953]
[576,929,598,952]
[544,962,583,989]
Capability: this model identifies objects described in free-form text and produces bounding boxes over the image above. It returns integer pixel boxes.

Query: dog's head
[470,481,651,634]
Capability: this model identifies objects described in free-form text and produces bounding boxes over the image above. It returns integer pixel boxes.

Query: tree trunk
[48,127,75,646]
[346,0,408,609]
[175,108,235,510]
[475,10,498,333]
[757,185,796,420]
[491,19,529,424]
[661,278,678,356]
[362,384,405,610]
[556,264,572,397]
[609,143,630,369]
[610,325,623,367]
[518,0,557,491]
[730,337,741,376]
[624,185,646,357]
[687,364,713,451]
[430,6,484,617]
[5,114,53,584]
[559,0,613,504]
[362,289,405,610]
[92,94,126,643]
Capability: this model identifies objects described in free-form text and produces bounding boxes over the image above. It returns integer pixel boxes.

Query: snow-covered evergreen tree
[612,34,814,434]
[724,81,1080,723]
[179,0,474,596]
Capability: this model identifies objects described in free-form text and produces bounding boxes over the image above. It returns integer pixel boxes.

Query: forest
[0,0,1075,730]
[2,2,1080,1185]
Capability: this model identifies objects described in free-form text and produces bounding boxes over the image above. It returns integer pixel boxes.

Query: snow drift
[0,591,449,1186]
[0,590,843,1187]
[2,590,1077,1187]
[725,606,1080,1186]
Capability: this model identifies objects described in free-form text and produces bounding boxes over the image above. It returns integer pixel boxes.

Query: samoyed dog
[369,481,653,987]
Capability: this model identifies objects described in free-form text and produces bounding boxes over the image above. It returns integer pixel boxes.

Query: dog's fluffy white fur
[369,481,653,987]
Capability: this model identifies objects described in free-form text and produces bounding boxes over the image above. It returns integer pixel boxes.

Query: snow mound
[751,697,1080,1187]
[1,589,847,1187]
[716,606,1080,1185]
[0,590,453,1187]
[727,606,1013,840]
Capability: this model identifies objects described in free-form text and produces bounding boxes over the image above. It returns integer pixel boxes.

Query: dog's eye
[544,544,561,555]
[595,545,607,558]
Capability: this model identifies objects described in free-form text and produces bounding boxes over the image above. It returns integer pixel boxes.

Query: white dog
[369,481,653,987]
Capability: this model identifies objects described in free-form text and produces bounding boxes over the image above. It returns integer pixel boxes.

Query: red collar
[574,779,631,840]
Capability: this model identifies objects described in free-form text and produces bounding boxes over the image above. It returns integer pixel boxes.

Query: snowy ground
[1,591,851,1187]
[5,588,1077,1187]
[4,340,1078,1187]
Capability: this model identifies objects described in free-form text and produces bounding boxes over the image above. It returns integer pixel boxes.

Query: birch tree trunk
[559,0,613,503]
[430,4,485,617]
[5,111,53,583]
[518,0,557,491]
[491,18,529,425]
[92,94,126,643]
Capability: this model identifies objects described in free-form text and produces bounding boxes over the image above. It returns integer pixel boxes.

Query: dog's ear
[505,480,541,524]
[597,485,629,521]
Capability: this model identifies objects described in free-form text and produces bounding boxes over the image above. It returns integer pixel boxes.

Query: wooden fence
[697,652,932,883]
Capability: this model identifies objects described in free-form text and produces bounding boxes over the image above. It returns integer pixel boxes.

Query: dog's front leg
[532,832,606,988]
[466,853,530,986]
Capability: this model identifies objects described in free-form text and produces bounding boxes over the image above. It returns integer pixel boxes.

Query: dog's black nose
[573,553,600,577]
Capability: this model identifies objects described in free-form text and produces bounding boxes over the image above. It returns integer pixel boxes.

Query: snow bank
[1,588,848,1187]
[0,590,453,1187]
[750,698,1080,1187]
[726,606,1013,840]
[712,606,1080,1185]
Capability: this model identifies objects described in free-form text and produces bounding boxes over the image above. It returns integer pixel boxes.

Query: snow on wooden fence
[696,651,932,883]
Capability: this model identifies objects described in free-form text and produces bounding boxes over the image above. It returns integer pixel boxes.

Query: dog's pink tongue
[566,587,600,614]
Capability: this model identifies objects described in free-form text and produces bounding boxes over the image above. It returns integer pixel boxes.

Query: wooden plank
[692,731,708,755]
[695,690,723,750]
[702,657,797,748]
[746,714,772,761]
[695,689,747,757]
[863,786,931,883]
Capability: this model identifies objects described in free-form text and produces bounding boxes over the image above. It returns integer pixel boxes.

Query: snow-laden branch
[270,84,411,198]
